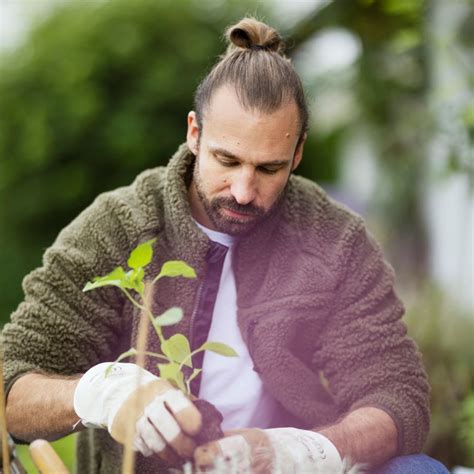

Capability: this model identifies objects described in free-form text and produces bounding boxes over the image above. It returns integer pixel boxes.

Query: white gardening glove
[194,427,359,473]
[74,362,202,464]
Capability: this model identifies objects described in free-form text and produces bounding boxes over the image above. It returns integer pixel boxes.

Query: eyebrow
[209,146,291,167]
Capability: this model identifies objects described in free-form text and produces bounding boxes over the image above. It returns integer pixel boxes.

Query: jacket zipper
[189,279,205,353]
[247,318,260,373]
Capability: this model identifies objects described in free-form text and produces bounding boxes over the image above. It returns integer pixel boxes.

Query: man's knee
[374,453,449,474]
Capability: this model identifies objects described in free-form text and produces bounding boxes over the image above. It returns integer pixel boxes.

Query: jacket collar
[163,143,210,269]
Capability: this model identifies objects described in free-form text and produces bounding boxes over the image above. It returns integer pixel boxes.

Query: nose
[230,168,257,205]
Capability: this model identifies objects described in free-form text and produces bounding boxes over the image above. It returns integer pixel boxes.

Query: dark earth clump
[193,399,224,445]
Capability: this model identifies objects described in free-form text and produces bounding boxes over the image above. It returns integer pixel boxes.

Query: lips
[222,207,256,219]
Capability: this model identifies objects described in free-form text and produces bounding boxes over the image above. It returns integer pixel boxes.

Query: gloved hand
[73,362,202,465]
[193,427,358,474]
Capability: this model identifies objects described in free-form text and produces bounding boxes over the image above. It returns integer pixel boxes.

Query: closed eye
[214,154,238,167]
[214,152,285,174]
[219,160,239,167]
[257,166,281,174]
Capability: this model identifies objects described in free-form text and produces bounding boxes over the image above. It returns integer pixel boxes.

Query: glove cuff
[73,362,158,430]
[266,428,342,473]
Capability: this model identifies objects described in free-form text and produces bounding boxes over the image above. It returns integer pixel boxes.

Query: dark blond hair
[194,17,308,145]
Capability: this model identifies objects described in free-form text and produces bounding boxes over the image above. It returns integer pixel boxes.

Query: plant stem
[179,347,204,373]
[144,304,165,346]
[121,289,151,474]
[178,347,208,397]
[140,283,165,344]
[121,287,147,312]
[151,274,162,285]
[112,349,169,368]
[122,288,164,345]
[137,350,169,362]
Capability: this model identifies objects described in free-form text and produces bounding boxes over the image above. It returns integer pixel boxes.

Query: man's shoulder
[279,174,378,279]
[54,165,169,249]
[97,166,167,210]
[286,174,364,243]
[93,143,190,220]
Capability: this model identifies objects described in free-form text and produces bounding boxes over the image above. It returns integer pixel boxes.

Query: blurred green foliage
[405,284,474,467]
[16,434,76,473]
[459,393,474,466]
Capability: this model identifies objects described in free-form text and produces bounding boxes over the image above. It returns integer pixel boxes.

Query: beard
[192,156,287,236]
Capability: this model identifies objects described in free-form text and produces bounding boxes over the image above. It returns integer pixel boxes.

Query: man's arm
[6,373,81,442]
[7,363,203,465]
[317,220,430,456]
[192,407,397,472]
[1,193,134,441]
[318,406,398,467]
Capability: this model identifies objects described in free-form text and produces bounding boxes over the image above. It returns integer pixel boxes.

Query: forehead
[201,85,300,162]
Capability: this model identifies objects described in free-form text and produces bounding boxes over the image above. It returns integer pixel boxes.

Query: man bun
[225,17,284,55]
[194,16,308,144]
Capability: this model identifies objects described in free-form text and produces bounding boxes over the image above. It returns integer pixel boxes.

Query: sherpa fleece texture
[2,143,430,473]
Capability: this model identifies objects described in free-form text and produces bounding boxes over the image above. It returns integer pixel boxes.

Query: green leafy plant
[459,392,474,466]
[83,238,237,395]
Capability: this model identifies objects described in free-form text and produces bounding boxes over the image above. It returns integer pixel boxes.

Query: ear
[186,111,200,155]
[291,133,306,171]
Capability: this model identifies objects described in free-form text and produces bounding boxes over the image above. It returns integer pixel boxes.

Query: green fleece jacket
[2,143,430,473]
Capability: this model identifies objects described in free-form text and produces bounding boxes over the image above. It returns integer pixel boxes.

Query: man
[2,17,447,473]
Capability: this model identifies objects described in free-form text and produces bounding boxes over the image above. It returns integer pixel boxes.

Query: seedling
[83,238,237,395]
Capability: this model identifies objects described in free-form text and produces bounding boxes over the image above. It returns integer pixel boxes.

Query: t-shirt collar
[194,219,236,248]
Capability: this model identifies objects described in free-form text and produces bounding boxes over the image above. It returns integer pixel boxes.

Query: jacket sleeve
[1,192,139,393]
[315,220,430,455]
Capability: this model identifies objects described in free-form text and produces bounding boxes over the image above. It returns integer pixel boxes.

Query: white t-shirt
[195,221,277,430]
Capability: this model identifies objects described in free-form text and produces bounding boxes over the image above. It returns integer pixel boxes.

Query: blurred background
[0,0,472,471]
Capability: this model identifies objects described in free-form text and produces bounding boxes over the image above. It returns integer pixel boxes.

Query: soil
[193,399,224,445]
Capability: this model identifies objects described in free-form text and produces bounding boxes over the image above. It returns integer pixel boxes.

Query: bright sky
[0,0,360,76]
[0,0,331,51]
[0,0,54,51]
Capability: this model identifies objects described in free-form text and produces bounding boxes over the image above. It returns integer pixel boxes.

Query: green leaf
[199,341,238,357]
[126,267,145,293]
[129,267,145,282]
[154,307,183,327]
[83,266,133,292]
[128,238,156,270]
[153,260,196,283]
[104,348,138,377]
[161,334,192,368]
[158,362,186,392]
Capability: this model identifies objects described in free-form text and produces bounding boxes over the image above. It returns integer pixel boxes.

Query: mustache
[212,197,265,216]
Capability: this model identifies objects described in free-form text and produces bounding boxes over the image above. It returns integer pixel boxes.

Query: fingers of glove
[133,435,153,458]
[194,429,275,473]
[162,389,202,436]
[194,434,252,472]
[193,439,223,472]
[135,416,182,467]
[110,379,177,444]
[238,429,275,473]
[144,398,196,459]
[136,415,166,454]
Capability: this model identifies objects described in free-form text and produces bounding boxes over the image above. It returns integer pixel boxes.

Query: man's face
[187,85,305,236]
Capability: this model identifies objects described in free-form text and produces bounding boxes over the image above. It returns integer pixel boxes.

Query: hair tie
[250,44,266,51]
